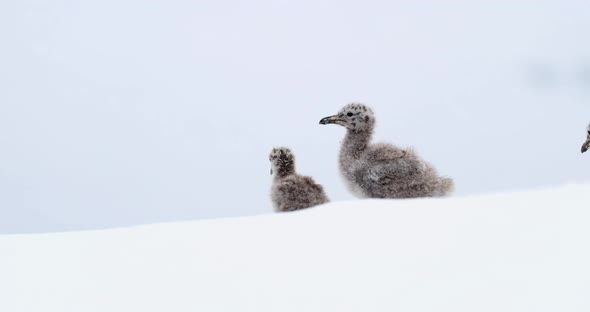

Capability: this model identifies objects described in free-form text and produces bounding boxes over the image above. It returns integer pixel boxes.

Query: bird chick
[582,124,590,153]
[269,147,329,212]
[319,103,454,199]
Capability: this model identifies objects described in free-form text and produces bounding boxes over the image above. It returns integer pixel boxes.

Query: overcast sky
[1,0,589,233]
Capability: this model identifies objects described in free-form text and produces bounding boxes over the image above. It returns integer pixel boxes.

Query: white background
[1,0,589,233]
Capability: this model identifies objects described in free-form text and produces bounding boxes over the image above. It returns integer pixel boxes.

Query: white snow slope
[1,185,589,312]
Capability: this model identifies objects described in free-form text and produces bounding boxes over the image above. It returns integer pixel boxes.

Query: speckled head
[319,103,375,132]
[582,123,590,153]
[269,147,296,176]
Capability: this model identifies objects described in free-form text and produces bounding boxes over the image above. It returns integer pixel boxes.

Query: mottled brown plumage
[269,147,329,212]
[320,103,454,199]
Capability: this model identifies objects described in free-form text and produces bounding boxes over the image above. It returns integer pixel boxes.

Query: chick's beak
[319,115,341,125]
[582,140,590,153]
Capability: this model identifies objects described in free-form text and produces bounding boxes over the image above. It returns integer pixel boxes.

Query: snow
[1,1,590,306]
[1,185,589,311]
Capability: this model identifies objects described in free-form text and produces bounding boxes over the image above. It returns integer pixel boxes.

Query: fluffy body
[269,147,329,212]
[581,123,590,153]
[320,103,454,199]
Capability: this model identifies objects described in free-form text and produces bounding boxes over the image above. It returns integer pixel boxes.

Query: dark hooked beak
[319,115,341,125]
[582,140,590,153]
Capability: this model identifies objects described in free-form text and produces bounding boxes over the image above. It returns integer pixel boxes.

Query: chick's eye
[347,112,353,117]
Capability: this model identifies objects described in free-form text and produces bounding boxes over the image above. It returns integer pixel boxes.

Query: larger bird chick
[269,147,329,212]
[319,103,454,199]
[582,124,590,153]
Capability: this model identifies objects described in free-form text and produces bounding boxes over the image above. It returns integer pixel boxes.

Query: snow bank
[1,185,589,311]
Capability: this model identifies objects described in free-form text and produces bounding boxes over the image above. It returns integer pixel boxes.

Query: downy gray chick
[269,147,329,212]
[319,103,454,199]
[582,124,590,153]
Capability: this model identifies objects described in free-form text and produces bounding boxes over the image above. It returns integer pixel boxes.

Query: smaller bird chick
[269,147,329,212]
[582,124,590,153]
